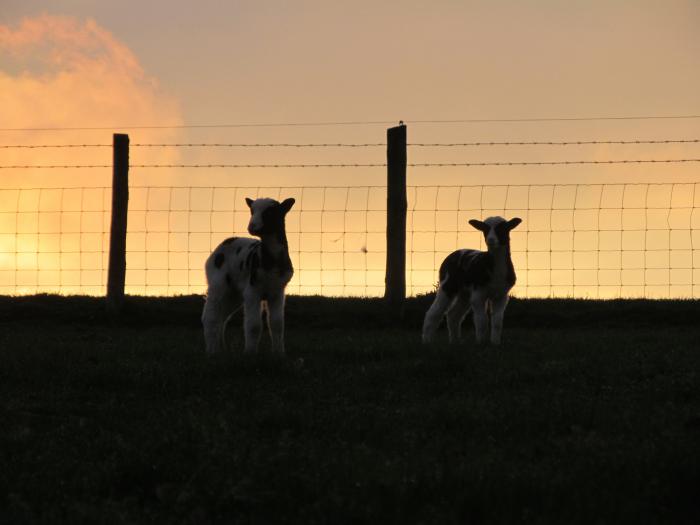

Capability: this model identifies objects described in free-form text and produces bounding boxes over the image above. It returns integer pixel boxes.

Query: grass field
[1,294,699,524]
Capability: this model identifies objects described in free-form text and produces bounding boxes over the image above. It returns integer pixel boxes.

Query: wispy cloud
[0,13,184,189]
[0,14,186,294]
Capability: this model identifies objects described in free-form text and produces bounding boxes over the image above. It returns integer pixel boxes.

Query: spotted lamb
[422,216,522,346]
[202,197,295,354]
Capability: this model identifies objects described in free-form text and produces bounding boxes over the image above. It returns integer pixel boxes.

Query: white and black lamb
[202,197,295,354]
[422,216,522,346]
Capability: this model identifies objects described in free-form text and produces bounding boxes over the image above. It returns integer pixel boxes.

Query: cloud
[0,14,186,294]
[0,14,184,186]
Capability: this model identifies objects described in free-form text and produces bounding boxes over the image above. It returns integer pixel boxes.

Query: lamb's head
[469,216,522,249]
[245,197,295,237]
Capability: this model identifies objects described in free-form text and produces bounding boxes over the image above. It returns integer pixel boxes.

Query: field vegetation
[1,294,699,524]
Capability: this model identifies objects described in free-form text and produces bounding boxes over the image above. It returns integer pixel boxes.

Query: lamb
[202,197,295,354]
[422,216,522,346]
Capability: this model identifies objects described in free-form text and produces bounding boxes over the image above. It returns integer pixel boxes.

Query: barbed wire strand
[3,138,699,149]
[410,139,700,146]
[2,114,700,132]
[3,158,700,169]
[0,144,110,149]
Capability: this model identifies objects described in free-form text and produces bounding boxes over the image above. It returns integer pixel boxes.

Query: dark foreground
[1,295,699,524]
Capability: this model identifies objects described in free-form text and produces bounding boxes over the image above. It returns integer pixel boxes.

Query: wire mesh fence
[407,183,700,299]
[2,182,699,298]
[125,185,387,296]
[0,187,111,295]
[2,124,700,299]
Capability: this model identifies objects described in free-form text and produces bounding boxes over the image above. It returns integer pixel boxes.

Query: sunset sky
[1,1,699,297]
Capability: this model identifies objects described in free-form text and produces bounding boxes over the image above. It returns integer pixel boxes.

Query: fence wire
[407,183,700,299]
[0,187,110,296]
[1,183,699,299]
[3,158,700,170]
[123,185,387,296]
[2,113,700,132]
[5,138,698,149]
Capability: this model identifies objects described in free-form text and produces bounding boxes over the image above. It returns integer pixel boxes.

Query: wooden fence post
[385,122,407,316]
[106,133,129,315]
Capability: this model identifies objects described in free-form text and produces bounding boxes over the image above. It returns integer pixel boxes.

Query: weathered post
[385,122,407,317]
[106,133,129,316]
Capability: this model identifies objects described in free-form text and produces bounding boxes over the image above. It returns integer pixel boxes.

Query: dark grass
[1,295,699,524]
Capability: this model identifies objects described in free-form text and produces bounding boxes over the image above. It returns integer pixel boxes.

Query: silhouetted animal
[202,197,295,353]
[422,216,522,345]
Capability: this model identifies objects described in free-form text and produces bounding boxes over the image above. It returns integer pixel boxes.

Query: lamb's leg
[445,291,471,344]
[243,288,263,353]
[470,291,489,345]
[422,288,455,344]
[490,294,509,346]
[267,291,286,354]
[202,287,229,354]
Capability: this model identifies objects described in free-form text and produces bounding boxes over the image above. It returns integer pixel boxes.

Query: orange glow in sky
[1,4,699,297]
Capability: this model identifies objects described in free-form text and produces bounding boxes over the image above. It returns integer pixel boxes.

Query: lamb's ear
[506,217,522,230]
[280,198,295,214]
[245,197,254,208]
[469,219,489,232]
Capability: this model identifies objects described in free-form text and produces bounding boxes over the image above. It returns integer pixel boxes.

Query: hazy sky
[1,1,699,297]
[2,1,698,126]
[2,0,699,188]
